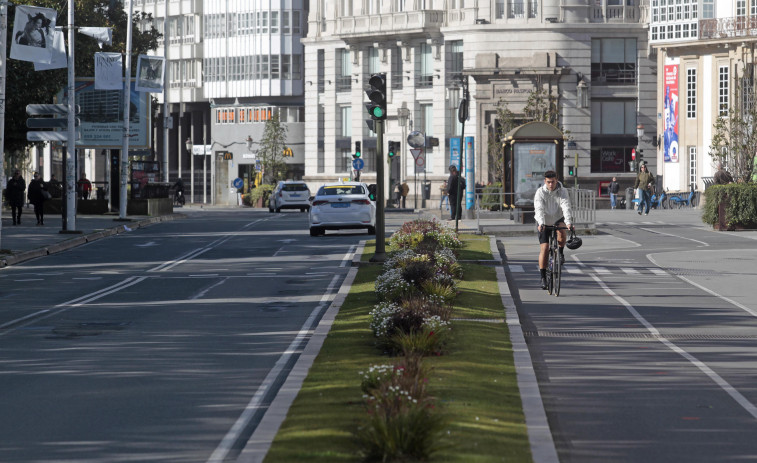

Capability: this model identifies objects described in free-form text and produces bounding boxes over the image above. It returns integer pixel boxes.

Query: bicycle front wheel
[553,249,562,297]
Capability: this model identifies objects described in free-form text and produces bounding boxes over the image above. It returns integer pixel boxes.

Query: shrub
[375,268,416,302]
[702,183,757,228]
[388,218,462,253]
[481,182,504,211]
[356,356,446,462]
[369,296,453,353]
[391,321,452,357]
[242,183,274,207]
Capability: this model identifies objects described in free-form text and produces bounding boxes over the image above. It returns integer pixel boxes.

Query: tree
[257,111,289,184]
[708,65,757,184]
[487,86,568,183]
[4,0,160,164]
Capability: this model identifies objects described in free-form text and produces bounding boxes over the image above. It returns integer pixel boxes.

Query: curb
[0,214,183,268]
[490,235,559,463]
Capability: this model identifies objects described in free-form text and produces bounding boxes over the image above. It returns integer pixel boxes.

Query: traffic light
[365,73,387,121]
[568,166,575,176]
[388,141,397,158]
[353,141,361,159]
[367,184,377,201]
[637,149,644,163]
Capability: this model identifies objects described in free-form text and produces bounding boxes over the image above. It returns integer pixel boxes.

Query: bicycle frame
[543,225,568,297]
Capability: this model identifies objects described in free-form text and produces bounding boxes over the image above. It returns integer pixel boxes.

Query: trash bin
[422,183,431,200]
[625,187,634,212]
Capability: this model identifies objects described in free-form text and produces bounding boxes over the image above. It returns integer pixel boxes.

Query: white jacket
[534,182,573,227]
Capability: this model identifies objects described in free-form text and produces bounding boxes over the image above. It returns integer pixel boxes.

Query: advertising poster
[449,138,461,170]
[513,142,556,206]
[95,53,123,90]
[135,55,166,93]
[10,5,56,64]
[59,79,151,149]
[664,64,680,163]
[465,137,475,210]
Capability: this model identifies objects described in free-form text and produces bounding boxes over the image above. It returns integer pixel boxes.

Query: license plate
[290,194,301,197]
[331,202,350,208]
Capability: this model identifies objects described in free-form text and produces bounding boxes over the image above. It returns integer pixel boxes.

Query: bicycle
[542,225,568,296]
[173,189,185,207]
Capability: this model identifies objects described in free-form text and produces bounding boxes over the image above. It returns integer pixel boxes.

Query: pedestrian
[439,180,449,211]
[393,183,402,208]
[608,177,620,209]
[48,174,62,198]
[27,172,48,225]
[400,181,409,208]
[77,175,92,200]
[633,163,655,216]
[6,170,26,225]
[447,165,466,220]
[714,163,734,185]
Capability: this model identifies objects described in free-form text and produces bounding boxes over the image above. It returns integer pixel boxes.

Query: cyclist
[534,170,574,290]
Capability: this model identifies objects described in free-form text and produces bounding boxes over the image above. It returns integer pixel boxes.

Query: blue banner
[465,137,475,209]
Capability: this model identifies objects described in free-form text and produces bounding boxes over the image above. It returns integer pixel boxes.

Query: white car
[309,182,376,236]
[268,181,311,212]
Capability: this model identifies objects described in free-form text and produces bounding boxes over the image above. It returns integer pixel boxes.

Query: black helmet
[566,230,583,250]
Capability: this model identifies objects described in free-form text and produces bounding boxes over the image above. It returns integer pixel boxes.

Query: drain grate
[523,330,757,341]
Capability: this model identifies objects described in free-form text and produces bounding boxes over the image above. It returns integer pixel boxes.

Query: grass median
[264,234,532,462]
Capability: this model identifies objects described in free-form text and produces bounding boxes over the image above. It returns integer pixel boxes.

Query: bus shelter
[502,122,565,223]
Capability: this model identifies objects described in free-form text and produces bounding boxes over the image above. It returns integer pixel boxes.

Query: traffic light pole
[371,120,386,262]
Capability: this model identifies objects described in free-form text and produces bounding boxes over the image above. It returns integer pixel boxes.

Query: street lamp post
[185,137,192,203]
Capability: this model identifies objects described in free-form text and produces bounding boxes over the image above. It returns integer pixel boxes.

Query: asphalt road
[501,208,757,462]
[0,208,375,462]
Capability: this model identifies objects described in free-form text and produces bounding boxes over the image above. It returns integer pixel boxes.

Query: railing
[590,5,640,23]
[474,188,596,229]
[334,10,444,37]
[699,16,757,40]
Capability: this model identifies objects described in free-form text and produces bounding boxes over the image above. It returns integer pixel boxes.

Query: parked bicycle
[667,189,697,208]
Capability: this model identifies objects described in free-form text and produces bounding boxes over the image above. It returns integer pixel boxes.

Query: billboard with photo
[663,64,679,163]
[58,79,151,149]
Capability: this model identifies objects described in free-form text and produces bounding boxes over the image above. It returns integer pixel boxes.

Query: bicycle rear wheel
[553,248,562,297]
[546,257,554,295]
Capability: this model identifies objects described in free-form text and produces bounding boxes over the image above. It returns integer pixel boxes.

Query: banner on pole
[79,27,112,48]
[33,29,67,71]
[95,53,123,90]
[10,5,57,64]
[135,55,166,93]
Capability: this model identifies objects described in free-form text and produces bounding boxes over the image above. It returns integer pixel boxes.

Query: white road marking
[622,268,640,275]
[576,257,757,421]
[648,268,669,276]
[509,264,525,273]
[593,267,611,274]
[640,227,710,247]
[566,268,583,274]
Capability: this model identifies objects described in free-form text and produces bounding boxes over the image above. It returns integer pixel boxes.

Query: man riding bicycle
[173,178,185,203]
[535,170,574,290]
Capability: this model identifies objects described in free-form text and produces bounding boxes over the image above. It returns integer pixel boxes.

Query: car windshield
[318,185,365,196]
[282,183,309,192]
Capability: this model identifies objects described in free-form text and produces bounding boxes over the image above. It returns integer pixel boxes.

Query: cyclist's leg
[538,225,550,288]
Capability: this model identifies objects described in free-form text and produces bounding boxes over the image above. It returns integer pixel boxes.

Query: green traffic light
[371,106,384,119]
[355,151,361,158]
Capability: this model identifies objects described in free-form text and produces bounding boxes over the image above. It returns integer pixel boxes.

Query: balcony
[699,16,757,40]
[590,5,641,23]
[334,10,445,38]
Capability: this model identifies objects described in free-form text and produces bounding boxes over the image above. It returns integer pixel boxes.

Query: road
[502,209,757,462]
[0,208,372,462]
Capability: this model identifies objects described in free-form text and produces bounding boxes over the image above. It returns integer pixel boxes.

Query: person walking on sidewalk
[400,182,409,208]
[439,180,449,212]
[447,165,466,220]
[609,177,620,209]
[77,175,92,200]
[27,172,49,225]
[633,163,655,215]
[534,170,574,290]
[6,170,26,225]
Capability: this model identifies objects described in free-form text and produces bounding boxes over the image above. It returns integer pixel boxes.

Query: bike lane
[501,228,757,462]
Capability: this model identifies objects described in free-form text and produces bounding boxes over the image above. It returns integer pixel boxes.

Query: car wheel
[275,207,281,213]
[268,202,274,212]
[310,227,322,237]
[300,207,306,212]
[367,226,376,235]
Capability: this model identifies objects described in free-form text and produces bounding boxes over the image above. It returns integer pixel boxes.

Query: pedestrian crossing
[508,264,673,278]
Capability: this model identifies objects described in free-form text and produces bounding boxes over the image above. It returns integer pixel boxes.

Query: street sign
[191,145,213,155]
[27,131,81,142]
[352,158,365,171]
[27,117,80,129]
[410,148,423,160]
[407,131,425,149]
[26,104,80,116]
[232,178,244,189]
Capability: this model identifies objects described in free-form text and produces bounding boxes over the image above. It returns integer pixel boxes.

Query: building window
[317,49,325,93]
[340,106,352,137]
[686,68,696,119]
[293,11,301,34]
[509,0,525,18]
[368,47,380,75]
[495,0,505,18]
[702,0,714,19]
[591,38,637,85]
[689,146,697,189]
[591,100,637,135]
[737,0,746,17]
[338,149,352,173]
[391,47,403,90]
[271,11,279,33]
[446,40,463,83]
[529,0,538,18]
[271,55,280,79]
[336,48,352,92]
[719,65,729,116]
[418,43,433,88]
[283,11,290,34]
[396,0,406,12]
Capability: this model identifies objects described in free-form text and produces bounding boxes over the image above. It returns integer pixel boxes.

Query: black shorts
[537,218,566,244]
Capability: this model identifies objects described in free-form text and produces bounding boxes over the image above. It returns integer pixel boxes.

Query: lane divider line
[575,257,757,421]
